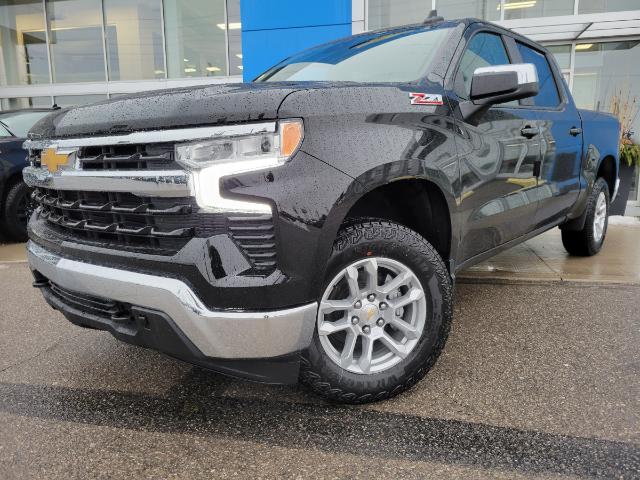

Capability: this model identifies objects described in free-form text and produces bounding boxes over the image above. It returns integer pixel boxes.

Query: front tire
[2,180,35,242]
[561,177,609,256]
[300,219,452,404]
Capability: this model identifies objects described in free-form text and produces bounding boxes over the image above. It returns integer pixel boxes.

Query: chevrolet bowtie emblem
[41,147,71,173]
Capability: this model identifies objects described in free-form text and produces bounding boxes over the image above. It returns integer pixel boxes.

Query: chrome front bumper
[27,241,317,359]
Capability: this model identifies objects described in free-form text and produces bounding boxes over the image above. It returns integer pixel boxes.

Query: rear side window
[456,32,510,99]
[516,42,560,107]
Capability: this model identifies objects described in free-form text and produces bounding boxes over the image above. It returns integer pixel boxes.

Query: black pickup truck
[23,17,620,403]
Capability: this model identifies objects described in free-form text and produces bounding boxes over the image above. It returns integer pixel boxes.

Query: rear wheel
[561,177,609,256]
[300,219,452,404]
[2,180,35,242]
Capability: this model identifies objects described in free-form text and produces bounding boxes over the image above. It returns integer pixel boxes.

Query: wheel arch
[337,178,454,266]
[596,154,617,197]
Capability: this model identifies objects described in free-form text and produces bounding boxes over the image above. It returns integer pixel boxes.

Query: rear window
[255,26,452,83]
[516,42,561,108]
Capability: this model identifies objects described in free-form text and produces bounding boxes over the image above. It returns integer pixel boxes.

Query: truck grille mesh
[32,187,278,275]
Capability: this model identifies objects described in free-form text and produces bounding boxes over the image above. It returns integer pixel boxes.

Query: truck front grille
[77,144,178,171]
[29,145,178,171]
[31,187,278,275]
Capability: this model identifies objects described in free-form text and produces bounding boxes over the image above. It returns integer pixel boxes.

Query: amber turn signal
[279,119,303,158]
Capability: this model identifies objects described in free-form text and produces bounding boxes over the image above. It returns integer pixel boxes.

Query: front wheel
[561,177,609,257]
[2,180,35,242]
[300,219,452,404]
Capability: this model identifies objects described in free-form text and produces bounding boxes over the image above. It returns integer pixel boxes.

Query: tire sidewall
[3,181,32,241]
[585,178,609,255]
[305,220,452,399]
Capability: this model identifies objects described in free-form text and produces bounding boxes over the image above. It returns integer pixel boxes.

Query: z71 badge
[409,93,444,106]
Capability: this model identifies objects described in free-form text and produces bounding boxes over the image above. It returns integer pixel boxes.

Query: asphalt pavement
[0,258,638,479]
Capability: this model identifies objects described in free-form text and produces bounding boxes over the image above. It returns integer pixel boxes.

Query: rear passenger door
[514,40,583,227]
[450,30,542,262]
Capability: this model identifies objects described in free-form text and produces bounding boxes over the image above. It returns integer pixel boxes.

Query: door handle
[520,126,540,138]
[569,127,582,136]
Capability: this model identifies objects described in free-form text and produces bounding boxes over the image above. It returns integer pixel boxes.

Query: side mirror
[459,63,539,122]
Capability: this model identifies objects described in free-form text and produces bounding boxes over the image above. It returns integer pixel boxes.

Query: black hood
[28,82,304,139]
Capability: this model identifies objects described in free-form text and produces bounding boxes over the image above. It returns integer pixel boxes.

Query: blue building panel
[240,0,352,81]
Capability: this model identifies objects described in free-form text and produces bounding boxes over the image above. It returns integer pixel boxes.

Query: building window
[0,97,53,110]
[572,41,640,116]
[227,0,242,75]
[578,0,640,14]
[164,0,227,78]
[54,94,108,107]
[437,1,500,21]
[45,0,106,83]
[0,0,50,86]
[103,0,165,80]
[502,0,575,20]
[368,0,430,30]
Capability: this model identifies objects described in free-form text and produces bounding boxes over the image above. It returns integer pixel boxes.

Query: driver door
[451,31,542,262]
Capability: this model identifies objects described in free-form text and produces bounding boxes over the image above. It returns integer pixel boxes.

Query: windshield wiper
[0,120,15,137]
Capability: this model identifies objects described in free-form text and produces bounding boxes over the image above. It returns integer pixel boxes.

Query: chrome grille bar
[23,167,192,197]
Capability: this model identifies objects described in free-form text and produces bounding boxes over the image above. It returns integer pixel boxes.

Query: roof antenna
[424,9,444,24]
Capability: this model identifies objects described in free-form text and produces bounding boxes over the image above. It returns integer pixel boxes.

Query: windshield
[256,25,452,83]
[0,122,12,138]
[0,111,51,138]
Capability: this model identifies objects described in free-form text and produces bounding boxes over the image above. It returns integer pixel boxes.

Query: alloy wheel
[317,257,427,375]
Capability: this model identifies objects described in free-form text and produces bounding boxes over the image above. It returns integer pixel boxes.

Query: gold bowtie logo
[41,147,70,173]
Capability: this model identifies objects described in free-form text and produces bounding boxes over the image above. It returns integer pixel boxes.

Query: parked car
[23,16,619,403]
[0,108,58,241]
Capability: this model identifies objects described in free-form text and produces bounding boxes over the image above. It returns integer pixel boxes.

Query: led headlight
[175,119,303,213]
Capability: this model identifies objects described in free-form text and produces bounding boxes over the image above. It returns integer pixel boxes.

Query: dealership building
[0,0,638,213]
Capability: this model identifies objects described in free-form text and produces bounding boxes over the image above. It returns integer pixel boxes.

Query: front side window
[256,26,452,83]
[516,42,560,108]
[456,32,510,100]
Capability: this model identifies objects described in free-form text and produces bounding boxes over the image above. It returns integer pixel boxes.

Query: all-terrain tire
[561,177,610,257]
[2,180,34,242]
[299,219,453,404]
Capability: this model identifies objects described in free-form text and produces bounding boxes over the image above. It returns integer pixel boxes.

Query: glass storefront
[0,0,240,88]
[579,0,640,14]
[0,96,53,110]
[227,0,243,75]
[104,0,165,80]
[0,1,50,86]
[502,0,574,20]
[438,1,500,21]
[45,0,105,83]
[572,41,640,115]
[164,0,227,78]
[547,40,640,205]
[54,94,108,107]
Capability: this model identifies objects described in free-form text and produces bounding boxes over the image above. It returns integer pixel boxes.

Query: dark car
[0,108,57,241]
[23,17,619,403]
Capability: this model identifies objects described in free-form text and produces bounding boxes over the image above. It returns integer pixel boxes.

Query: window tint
[516,42,560,107]
[456,32,510,99]
[256,26,452,83]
